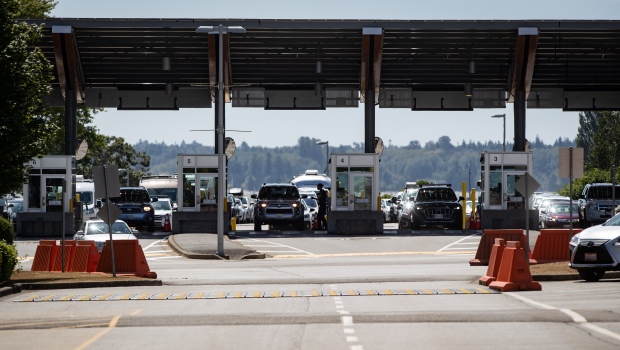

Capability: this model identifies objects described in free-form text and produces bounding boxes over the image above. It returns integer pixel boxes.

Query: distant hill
[134,136,575,193]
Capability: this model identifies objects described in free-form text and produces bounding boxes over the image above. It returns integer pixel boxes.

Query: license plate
[126,214,133,219]
[584,252,597,262]
[434,214,443,219]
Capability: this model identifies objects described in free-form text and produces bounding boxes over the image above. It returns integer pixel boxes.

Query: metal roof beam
[52,25,86,103]
[360,28,383,104]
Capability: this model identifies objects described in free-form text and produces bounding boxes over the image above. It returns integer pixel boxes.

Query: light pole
[316,141,329,176]
[197,24,246,257]
[491,114,506,152]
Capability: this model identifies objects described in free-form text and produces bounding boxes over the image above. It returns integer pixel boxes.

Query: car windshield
[260,186,300,199]
[9,202,23,212]
[548,202,579,213]
[77,191,94,205]
[85,222,131,235]
[109,189,151,203]
[147,188,178,202]
[605,213,620,226]
[303,198,317,207]
[588,186,620,199]
[416,188,457,202]
[292,179,330,189]
[152,200,172,210]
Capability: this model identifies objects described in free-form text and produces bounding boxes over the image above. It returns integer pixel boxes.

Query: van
[140,175,178,208]
[76,176,98,221]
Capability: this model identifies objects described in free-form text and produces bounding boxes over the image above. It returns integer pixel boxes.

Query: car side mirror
[251,194,257,199]
[151,197,159,202]
[301,194,308,198]
[310,208,315,212]
[95,200,102,208]
[459,196,465,201]
[131,229,139,234]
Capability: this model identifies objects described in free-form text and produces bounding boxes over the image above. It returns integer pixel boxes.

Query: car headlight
[143,206,152,212]
[570,235,580,244]
[260,202,267,208]
[292,203,299,208]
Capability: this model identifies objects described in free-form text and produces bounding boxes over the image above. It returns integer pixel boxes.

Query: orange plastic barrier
[96,240,156,278]
[489,241,542,292]
[50,240,77,272]
[70,241,100,272]
[469,229,525,266]
[530,228,582,264]
[31,240,58,272]
[479,238,506,286]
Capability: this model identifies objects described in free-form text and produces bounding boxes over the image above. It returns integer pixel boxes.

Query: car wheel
[399,219,410,229]
[254,222,262,231]
[578,268,605,282]
[147,223,155,233]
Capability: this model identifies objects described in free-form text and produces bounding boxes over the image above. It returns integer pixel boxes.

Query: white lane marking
[143,239,166,251]
[437,233,481,252]
[342,316,354,326]
[344,328,355,334]
[241,238,315,256]
[506,292,620,342]
[346,336,359,342]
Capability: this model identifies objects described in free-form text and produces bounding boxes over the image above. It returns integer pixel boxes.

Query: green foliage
[14,0,56,18]
[136,136,576,193]
[0,217,14,245]
[0,241,18,285]
[587,111,620,171]
[0,0,54,194]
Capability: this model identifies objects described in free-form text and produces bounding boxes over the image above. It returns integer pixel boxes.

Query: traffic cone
[163,213,172,232]
[475,215,482,230]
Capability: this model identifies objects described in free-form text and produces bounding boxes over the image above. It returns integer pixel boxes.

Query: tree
[0,0,54,194]
[575,111,599,167]
[90,136,151,186]
[587,111,620,171]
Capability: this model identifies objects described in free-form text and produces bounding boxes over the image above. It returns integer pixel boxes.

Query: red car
[539,201,580,229]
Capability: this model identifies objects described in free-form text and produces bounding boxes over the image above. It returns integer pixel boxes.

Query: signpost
[559,147,584,237]
[515,172,540,264]
[93,165,121,276]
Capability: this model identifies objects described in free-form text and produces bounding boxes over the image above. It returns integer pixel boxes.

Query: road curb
[0,279,163,297]
[167,234,226,260]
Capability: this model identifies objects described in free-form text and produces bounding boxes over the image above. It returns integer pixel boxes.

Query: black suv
[578,183,620,227]
[252,183,306,231]
[108,187,158,232]
[402,184,464,230]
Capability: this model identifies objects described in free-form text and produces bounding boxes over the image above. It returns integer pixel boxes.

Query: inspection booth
[329,153,383,234]
[479,151,538,229]
[19,156,75,237]
[174,154,230,233]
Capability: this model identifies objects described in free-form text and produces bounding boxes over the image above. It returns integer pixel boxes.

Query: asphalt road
[4,227,620,350]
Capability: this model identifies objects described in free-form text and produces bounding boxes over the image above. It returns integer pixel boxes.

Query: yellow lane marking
[422,289,434,295]
[311,290,320,297]
[459,288,473,294]
[253,291,261,298]
[137,293,149,300]
[130,309,142,316]
[79,294,93,301]
[329,290,338,296]
[98,294,111,301]
[384,290,394,295]
[272,291,281,298]
[216,292,225,299]
[233,292,243,298]
[347,290,357,296]
[75,315,121,350]
[366,290,376,296]
[273,251,476,258]
[156,293,168,300]
[176,293,187,300]
[441,289,455,294]
[60,295,75,301]
[41,295,56,301]
[476,288,492,294]
[405,289,416,295]
[191,293,204,299]
[290,291,298,297]
[120,294,132,300]
[23,295,39,302]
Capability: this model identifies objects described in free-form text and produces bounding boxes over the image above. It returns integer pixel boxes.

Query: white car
[73,219,138,252]
[569,213,620,281]
[151,197,173,229]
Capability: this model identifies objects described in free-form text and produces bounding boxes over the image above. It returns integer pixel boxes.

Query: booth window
[28,175,41,209]
[489,172,502,206]
[335,172,349,208]
[182,174,196,208]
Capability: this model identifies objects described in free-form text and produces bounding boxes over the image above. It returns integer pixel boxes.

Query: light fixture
[165,82,173,95]
[163,56,171,71]
[469,61,476,74]
[464,82,473,97]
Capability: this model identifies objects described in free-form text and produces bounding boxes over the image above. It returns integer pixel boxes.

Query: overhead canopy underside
[23,18,620,111]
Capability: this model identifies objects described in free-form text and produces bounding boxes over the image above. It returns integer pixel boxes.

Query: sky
[49,0,620,148]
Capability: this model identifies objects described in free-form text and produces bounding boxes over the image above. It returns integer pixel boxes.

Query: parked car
[151,196,174,230]
[73,219,138,252]
[569,212,620,281]
[106,187,158,232]
[539,201,580,229]
[301,199,315,229]
[537,195,570,224]
[252,183,306,231]
[233,197,244,223]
